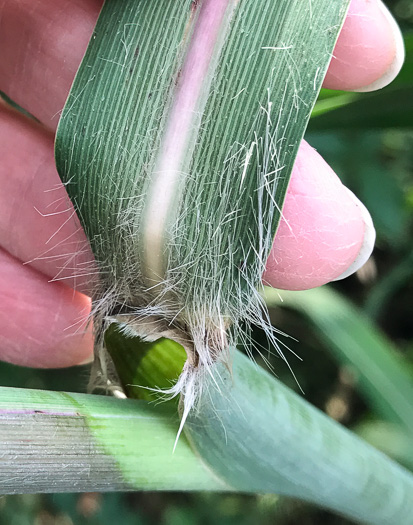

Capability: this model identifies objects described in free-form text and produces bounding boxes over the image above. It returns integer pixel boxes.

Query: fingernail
[333,189,376,281]
[353,0,405,93]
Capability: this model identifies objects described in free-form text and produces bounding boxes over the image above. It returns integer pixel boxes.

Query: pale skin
[0,0,404,367]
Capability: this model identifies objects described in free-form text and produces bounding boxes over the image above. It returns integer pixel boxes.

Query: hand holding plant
[0,0,404,369]
[0,3,412,522]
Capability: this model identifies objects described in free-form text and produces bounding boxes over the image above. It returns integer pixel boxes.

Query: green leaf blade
[185,351,413,524]
[55,0,350,372]
[266,286,413,435]
[99,331,413,523]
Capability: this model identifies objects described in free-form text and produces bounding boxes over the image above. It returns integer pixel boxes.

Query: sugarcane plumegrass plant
[38,0,413,522]
[55,0,350,428]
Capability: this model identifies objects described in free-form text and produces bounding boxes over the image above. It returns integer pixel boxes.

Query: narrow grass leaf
[55,0,350,415]
[100,329,413,523]
[265,286,413,436]
[184,350,413,524]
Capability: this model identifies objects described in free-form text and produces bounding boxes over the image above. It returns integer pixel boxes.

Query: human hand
[0,0,404,367]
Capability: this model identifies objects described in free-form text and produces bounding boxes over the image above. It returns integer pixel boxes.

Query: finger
[0,101,97,294]
[0,0,404,131]
[323,0,405,91]
[263,140,375,291]
[0,248,93,368]
[0,0,103,129]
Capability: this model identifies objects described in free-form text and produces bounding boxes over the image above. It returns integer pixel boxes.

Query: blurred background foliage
[0,1,412,524]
